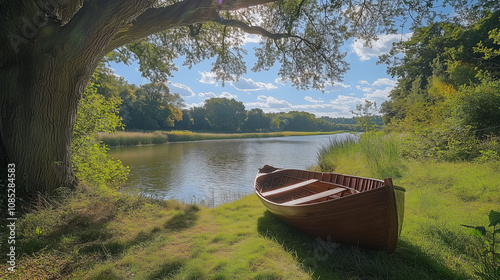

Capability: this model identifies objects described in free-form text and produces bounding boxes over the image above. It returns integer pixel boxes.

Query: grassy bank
[2,132,499,279]
[99,130,345,146]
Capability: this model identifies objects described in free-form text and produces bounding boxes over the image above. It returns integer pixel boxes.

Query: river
[108,133,354,206]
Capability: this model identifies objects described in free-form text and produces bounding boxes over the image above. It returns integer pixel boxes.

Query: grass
[2,132,499,279]
[99,130,345,146]
[316,132,404,179]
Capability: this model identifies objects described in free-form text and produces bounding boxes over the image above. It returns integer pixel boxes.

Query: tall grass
[317,132,404,179]
[99,131,170,146]
[99,130,345,147]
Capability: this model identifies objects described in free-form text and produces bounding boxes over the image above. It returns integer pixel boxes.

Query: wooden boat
[254,165,405,252]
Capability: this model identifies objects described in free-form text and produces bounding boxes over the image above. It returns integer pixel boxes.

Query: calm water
[108,133,354,206]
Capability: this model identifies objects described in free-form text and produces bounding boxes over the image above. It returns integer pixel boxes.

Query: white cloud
[364,87,392,100]
[109,67,121,78]
[242,34,262,44]
[250,95,292,108]
[199,91,237,99]
[230,77,278,92]
[220,91,238,99]
[184,101,205,109]
[274,77,288,86]
[199,92,217,98]
[356,85,373,92]
[330,95,365,105]
[168,82,195,97]
[322,82,351,93]
[304,96,324,103]
[198,71,218,85]
[351,33,412,61]
[293,103,352,118]
[245,95,358,118]
[372,78,397,87]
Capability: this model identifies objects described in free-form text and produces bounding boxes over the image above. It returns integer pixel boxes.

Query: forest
[88,65,374,133]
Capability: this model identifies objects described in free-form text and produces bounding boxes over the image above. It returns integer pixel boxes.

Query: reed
[99,131,169,146]
[99,130,345,146]
[316,132,403,179]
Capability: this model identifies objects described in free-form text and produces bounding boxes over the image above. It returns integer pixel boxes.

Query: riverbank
[99,130,348,146]
[2,133,499,279]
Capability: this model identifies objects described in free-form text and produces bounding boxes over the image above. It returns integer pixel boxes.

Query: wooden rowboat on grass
[254,165,405,252]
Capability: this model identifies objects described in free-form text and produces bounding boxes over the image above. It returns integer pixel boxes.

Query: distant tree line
[93,65,379,133]
[175,103,380,132]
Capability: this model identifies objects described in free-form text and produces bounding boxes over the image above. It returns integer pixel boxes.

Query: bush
[455,77,500,138]
[72,79,129,189]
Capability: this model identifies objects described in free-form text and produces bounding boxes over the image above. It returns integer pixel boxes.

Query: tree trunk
[0,47,95,198]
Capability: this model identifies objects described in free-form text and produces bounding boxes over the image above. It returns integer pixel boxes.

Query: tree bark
[0,60,81,197]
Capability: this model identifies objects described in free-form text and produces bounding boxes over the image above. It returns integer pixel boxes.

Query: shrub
[72,79,129,189]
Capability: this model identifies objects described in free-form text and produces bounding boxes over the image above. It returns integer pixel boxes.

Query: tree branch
[35,0,85,24]
[104,0,275,54]
[216,15,321,51]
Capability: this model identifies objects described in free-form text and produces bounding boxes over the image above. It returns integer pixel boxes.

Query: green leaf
[489,210,500,227]
[462,224,487,236]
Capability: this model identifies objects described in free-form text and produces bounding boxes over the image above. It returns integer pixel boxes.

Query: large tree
[0,0,490,198]
[204,97,246,131]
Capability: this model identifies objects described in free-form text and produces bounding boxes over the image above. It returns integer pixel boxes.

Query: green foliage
[462,210,500,280]
[381,11,500,163]
[121,83,184,130]
[381,11,500,125]
[72,72,129,189]
[204,98,246,132]
[351,100,380,131]
[453,77,500,137]
[244,108,271,132]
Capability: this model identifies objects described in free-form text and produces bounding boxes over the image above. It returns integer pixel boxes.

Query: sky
[109,32,412,118]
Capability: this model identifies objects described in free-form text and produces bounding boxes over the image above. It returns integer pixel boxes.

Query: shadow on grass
[15,201,200,278]
[164,205,200,231]
[257,210,468,280]
[145,259,186,280]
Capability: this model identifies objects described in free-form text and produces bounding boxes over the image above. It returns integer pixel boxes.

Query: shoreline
[99,130,352,147]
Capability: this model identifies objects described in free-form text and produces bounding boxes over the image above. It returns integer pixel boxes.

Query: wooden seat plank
[261,179,318,197]
[281,187,346,206]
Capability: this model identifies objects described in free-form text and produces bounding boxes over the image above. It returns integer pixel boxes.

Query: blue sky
[110,32,412,118]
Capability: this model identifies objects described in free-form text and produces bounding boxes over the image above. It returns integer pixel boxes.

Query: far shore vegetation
[99,130,349,146]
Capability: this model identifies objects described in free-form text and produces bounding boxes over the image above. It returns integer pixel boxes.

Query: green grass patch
[99,130,345,146]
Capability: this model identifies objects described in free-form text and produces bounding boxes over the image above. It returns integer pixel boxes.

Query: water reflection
[108,133,353,206]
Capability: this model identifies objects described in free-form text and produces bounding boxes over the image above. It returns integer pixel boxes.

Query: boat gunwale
[255,181,392,207]
[254,168,404,208]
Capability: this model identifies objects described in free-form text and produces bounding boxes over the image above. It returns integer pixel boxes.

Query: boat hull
[254,166,405,252]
